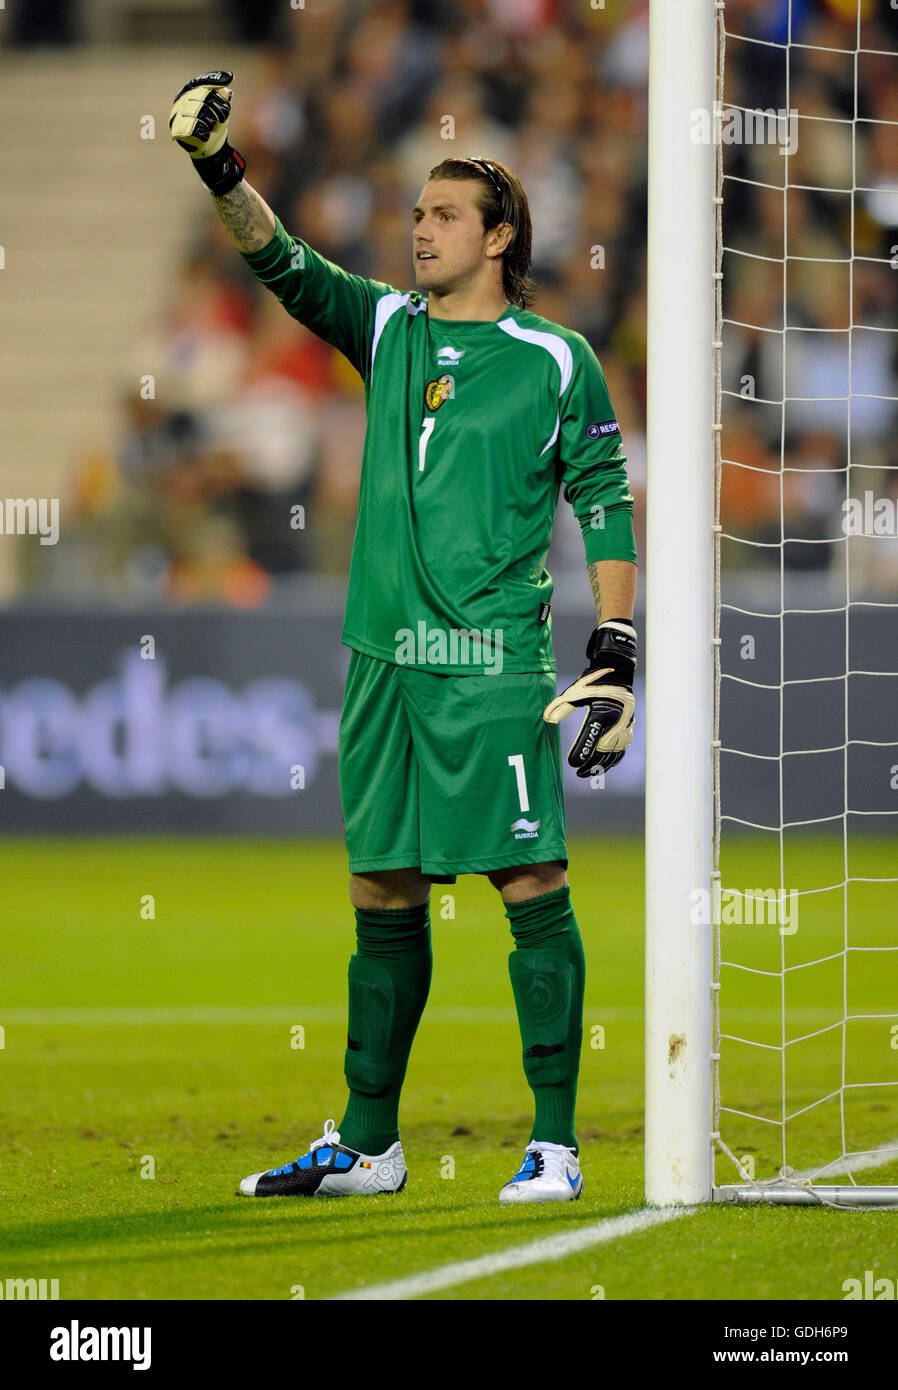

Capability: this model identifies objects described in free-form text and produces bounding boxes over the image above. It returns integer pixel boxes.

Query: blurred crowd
[22,0,898,604]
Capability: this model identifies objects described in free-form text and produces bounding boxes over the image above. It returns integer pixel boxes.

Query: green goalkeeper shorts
[338,650,568,878]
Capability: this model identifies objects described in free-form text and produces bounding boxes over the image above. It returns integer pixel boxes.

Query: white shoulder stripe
[371,292,408,370]
[540,412,560,458]
[498,317,574,396]
[371,292,426,372]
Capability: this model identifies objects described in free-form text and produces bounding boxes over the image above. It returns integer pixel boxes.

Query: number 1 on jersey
[418,417,435,472]
[507,754,530,814]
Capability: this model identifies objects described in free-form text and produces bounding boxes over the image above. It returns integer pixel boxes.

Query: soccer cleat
[498,1140,583,1204]
[238,1118,407,1197]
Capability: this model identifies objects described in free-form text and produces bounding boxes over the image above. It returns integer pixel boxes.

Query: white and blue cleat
[498,1140,583,1204]
[239,1119,407,1198]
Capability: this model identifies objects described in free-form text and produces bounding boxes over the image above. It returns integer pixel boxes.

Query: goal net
[711,0,898,1207]
[645,0,898,1207]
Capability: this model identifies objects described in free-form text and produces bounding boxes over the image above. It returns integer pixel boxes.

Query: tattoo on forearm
[213,182,275,253]
[588,562,603,623]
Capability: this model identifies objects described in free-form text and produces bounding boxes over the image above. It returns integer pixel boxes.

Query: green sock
[505,885,585,1153]
[337,903,432,1155]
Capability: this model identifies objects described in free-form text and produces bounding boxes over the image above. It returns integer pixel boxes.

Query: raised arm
[169,69,275,252]
[170,70,394,378]
[213,181,276,254]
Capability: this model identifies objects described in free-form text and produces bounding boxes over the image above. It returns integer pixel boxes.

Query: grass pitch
[1,835,896,1301]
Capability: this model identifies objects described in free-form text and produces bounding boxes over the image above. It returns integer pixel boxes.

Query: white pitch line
[0,1004,845,1026]
[0,1005,518,1026]
[0,1005,642,1027]
[335,1141,898,1302]
[331,1205,693,1301]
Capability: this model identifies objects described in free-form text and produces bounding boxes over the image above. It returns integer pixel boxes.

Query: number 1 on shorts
[507,753,530,814]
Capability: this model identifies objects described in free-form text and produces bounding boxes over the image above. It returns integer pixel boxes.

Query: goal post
[644,0,716,1206]
[645,0,898,1210]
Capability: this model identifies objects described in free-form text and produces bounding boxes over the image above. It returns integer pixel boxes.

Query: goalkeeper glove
[169,70,246,196]
[543,620,637,776]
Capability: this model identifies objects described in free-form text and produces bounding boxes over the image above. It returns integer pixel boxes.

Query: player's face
[412,179,497,295]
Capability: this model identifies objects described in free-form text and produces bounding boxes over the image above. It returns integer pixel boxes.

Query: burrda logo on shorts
[511,817,540,840]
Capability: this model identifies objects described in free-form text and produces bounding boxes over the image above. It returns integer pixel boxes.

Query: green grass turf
[1,835,896,1301]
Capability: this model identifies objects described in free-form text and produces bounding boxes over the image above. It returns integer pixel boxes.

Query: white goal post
[644,0,715,1206]
[645,0,898,1209]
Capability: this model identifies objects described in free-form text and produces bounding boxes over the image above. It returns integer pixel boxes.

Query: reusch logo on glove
[586,419,620,438]
[580,722,603,761]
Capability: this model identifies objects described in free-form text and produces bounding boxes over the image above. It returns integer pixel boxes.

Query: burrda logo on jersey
[510,817,540,840]
[435,346,464,367]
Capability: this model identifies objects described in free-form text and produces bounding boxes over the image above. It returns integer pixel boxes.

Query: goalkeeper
[171,73,639,1204]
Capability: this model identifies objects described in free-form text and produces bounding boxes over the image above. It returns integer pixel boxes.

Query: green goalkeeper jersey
[242,218,636,675]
